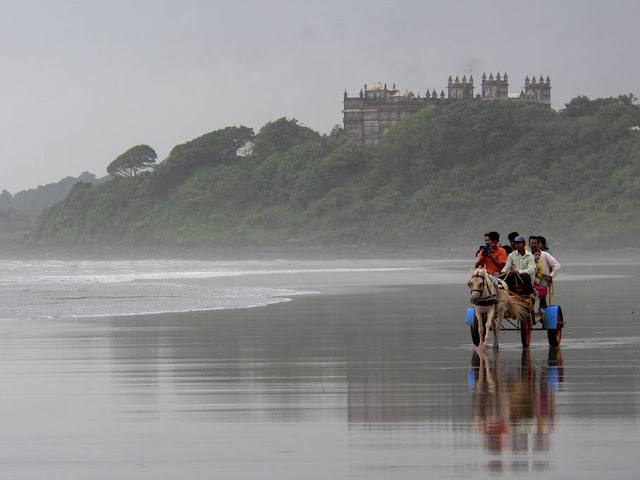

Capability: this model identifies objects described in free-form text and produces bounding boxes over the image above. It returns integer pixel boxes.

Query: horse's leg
[493,303,503,349]
[484,307,494,349]
[475,309,486,351]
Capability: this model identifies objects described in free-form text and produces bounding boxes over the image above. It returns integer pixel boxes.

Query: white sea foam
[0,280,315,320]
[0,259,420,284]
[1,258,419,320]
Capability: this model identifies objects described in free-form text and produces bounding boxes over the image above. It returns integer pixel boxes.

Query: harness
[470,271,499,306]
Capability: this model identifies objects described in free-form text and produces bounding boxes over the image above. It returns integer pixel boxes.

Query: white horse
[468,267,527,350]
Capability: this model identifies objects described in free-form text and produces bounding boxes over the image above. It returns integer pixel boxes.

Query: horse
[468,267,528,350]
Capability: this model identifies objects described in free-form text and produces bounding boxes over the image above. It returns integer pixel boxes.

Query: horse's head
[468,268,488,303]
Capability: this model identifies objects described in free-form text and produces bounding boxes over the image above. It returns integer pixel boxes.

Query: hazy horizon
[2,0,640,193]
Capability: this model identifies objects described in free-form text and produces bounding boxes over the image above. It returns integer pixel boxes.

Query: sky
[1,0,639,193]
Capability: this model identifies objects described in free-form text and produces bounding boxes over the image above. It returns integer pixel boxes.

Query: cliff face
[30,101,640,249]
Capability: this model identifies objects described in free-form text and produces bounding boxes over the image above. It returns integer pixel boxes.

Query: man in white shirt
[502,236,535,295]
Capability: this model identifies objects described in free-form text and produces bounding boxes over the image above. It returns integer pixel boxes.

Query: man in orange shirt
[475,231,507,275]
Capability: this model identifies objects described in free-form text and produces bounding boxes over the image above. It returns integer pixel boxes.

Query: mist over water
[0,257,638,478]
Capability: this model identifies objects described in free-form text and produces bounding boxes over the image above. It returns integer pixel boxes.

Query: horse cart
[466,270,564,348]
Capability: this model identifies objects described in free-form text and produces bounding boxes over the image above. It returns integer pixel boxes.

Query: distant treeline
[1,172,104,218]
[0,172,106,244]
[27,95,640,249]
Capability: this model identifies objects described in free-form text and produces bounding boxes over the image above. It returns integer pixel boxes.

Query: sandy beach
[0,259,638,479]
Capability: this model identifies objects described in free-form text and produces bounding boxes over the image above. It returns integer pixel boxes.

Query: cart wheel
[547,307,563,347]
[471,316,480,347]
[520,308,532,348]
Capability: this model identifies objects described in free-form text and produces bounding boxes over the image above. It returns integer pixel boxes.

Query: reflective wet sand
[0,262,638,479]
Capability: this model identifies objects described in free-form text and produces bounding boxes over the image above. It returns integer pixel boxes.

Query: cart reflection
[469,348,563,472]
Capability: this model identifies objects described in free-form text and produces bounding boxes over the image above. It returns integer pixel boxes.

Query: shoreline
[4,257,639,323]
[4,240,640,263]
[6,258,638,322]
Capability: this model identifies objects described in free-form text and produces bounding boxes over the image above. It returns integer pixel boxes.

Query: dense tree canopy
[151,126,254,192]
[31,97,640,249]
[560,93,638,117]
[252,118,320,161]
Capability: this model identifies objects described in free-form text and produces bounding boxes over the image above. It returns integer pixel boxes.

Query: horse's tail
[506,294,529,319]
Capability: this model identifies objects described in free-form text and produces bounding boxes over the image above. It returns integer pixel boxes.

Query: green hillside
[1,172,104,245]
[30,97,640,249]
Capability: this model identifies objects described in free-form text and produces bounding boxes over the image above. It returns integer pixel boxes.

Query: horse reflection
[470,349,563,472]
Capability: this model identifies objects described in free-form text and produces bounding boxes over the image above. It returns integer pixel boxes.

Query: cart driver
[501,236,535,295]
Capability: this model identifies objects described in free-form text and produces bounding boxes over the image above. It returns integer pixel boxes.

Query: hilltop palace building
[343,73,551,146]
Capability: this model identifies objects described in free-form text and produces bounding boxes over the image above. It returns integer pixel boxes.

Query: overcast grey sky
[1,0,639,193]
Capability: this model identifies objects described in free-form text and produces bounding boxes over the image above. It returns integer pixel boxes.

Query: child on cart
[532,248,548,313]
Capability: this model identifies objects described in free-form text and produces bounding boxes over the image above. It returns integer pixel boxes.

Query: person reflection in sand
[470,349,563,473]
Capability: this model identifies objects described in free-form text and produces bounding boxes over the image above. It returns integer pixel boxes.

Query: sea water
[0,257,431,319]
[1,257,638,479]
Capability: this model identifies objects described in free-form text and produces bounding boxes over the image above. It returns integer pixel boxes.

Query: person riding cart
[501,236,535,296]
[475,231,507,275]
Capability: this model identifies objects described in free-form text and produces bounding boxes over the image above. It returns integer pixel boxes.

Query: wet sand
[0,262,638,479]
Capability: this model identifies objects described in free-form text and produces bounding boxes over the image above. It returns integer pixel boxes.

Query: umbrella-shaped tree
[107,145,157,177]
